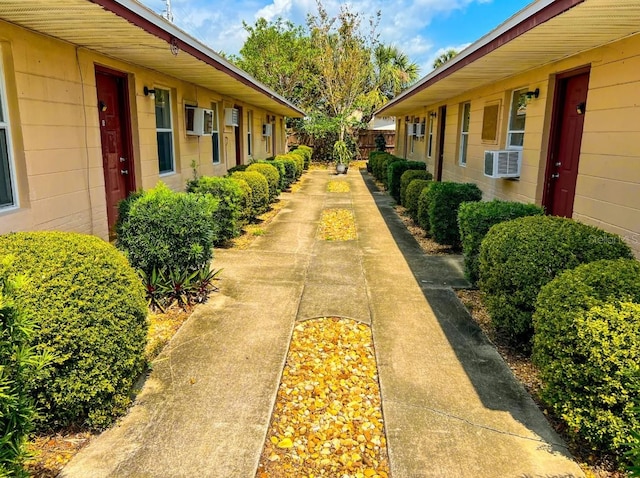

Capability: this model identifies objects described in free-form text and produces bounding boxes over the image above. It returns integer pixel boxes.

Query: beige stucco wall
[395,33,640,256]
[0,19,287,240]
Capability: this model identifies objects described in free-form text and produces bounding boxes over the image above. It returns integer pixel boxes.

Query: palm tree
[374,44,420,101]
[433,48,459,69]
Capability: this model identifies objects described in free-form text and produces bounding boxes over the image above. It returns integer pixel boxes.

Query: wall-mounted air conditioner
[262,124,273,137]
[484,150,522,178]
[415,123,425,138]
[185,107,214,136]
[406,123,415,136]
[224,108,239,127]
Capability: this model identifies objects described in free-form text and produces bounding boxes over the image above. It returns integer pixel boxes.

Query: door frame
[94,64,136,194]
[541,65,590,213]
[435,105,447,181]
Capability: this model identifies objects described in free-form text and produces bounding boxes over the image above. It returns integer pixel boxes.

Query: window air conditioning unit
[224,108,239,127]
[185,107,214,136]
[484,150,522,178]
[415,123,425,138]
[406,123,415,136]
[262,123,273,137]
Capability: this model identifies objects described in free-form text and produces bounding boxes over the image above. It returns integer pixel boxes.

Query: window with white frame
[0,61,16,209]
[210,103,220,164]
[427,113,434,158]
[247,110,253,157]
[459,102,471,166]
[507,88,527,148]
[155,88,174,174]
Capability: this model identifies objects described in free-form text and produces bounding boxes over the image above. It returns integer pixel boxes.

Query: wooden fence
[357,130,395,160]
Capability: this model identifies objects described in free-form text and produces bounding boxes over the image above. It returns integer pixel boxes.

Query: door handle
[551,173,559,179]
[119,157,127,163]
[121,169,129,175]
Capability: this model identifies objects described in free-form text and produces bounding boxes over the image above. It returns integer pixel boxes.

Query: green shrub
[378,155,404,187]
[0,257,51,476]
[387,161,426,202]
[276,158,297,189]
[288,152,305,178]
[186,176,244,242]
[405,179,432,221]
[426,182,482,247]
[417,184,434,232]
[371,152,393,182]
[0,232,148,429]
[226,164,249,175]
[478,216,633,345]
[247,163,280,202]
[117,183,218,274]
[368,151,388,178]
[231,171,270,216]
[294,145,313,169]
[264,159,287,191]
[533,259,640,456]
[114,190,143,238]
[458,200,544,285]
[400,170,433,206]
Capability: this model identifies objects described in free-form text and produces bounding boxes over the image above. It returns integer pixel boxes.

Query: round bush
[478,216,634,345]
[231,171,269,216]
[533,259,640,454]
[265,159,287,191]
[278,158,298,188]
[405,179,431,221]
[0,232,148,430]
[117,182,218,274]
[186,176,244,242]
[458,200,544,285]
[288,152,305,178]
[425,182,482,247]
[294,145,313,169]
[388,161,426,202]
[400,170,433,207]
[247,163,280,202]
[379,156,404,187]
[417,184,434,232]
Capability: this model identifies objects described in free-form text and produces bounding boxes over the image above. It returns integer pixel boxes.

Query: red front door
[95,68,134,235]
[544,70,590,217]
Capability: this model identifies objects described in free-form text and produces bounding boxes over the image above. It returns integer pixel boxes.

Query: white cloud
[140,0,487,71]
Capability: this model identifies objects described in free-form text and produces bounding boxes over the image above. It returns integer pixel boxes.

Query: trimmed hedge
[186,176,245,242]
[247,162,280,202]
[226,164,249,175]
[276,158,297,189]
[417,184,434,232]
[405,179,432,221]
[379,156,404,188]
[387,161,427,203]
[117,183,218,274]
[276,153,303,179]
[264,159,287,191]
[400,170,433,207]
[478,216,634,345]
[533,259,640,456]
[293,145,313,169]
[231,171,270,216]
[0,232,148,430]
[458,200,544,284]
[425,182,482,246]
[368,151,388,178]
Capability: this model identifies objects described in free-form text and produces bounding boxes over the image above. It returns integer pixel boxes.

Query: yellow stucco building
[379,0,640,257]
[0,0,303,239]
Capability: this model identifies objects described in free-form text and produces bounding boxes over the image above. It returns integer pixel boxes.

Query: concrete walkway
[62,168,584,478]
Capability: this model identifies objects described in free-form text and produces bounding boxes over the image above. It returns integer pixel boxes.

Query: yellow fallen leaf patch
[257,317,389,477]
[327,180,351,193]
[318,209,357,241]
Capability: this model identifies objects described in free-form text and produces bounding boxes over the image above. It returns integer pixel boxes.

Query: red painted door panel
[96,71,130,234]
[547,72,589,218]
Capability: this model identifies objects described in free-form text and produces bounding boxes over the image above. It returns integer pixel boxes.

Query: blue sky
[140,0,532,75]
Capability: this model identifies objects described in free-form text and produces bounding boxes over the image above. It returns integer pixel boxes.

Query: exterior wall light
[525,88,540,101]
[143,86,156,98]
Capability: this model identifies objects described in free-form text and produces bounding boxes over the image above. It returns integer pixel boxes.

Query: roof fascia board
[90,0,305,116]
[377,0,584,115]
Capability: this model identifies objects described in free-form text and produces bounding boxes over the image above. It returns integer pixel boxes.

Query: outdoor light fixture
[576,101,586,115]
[143,86,156,98]
[429,111,437,118]
[525,88,540,101]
